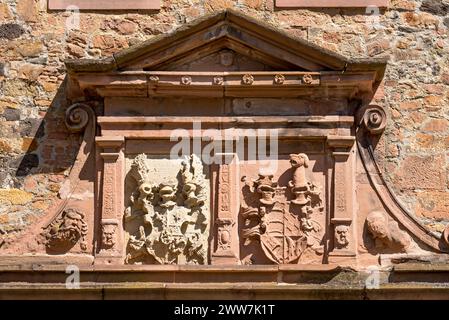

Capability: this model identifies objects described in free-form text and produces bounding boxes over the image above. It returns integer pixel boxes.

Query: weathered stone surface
[16,0,38,22]
[415,191,449,220]
[0,23,25,40]
[0,189,33,205]
[205,0,235,12]
[421,119,449,132]
[420,0,449,16]
[92,34,129,55]
[402,12,439,27]
[393,155,446,191]
[0,3,12,20]
[391,0,417,10]
[242,0,263,9]
[116,20,138,35]
[17,63,44,81]
[66,44,85,58]
[14,41,44,57]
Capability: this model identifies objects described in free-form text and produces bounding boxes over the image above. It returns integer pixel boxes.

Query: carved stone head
[101,222,117,249]
[366,211,389,239]
[255,174,277,205]
[44,208,87,252]
[158,184,177,207]
[219,50,234,67]
[137,182,154,207]
[289,153,309,168]
[335,225,350,249]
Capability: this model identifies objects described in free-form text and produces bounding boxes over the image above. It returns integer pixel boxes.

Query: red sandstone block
[48,0,160,10]
[276,0,389,7]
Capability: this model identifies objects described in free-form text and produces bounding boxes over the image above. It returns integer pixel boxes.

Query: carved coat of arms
[125,154,209,265]
[241,153,324,264]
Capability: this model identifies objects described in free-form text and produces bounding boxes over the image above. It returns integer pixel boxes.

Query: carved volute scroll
[125,154,209,265]
[357,105,387,135]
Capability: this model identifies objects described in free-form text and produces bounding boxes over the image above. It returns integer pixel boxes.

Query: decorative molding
[274,74,285,85]
[242,74,254,85]
[65,103,93,133]
[212,154,240,264]
[327,136,356,258]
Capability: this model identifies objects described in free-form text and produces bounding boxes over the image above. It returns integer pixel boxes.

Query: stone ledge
[1,282,449,300]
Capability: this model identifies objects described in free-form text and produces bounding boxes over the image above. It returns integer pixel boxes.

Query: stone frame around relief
[123,153,211,265]
[48,0,160,10]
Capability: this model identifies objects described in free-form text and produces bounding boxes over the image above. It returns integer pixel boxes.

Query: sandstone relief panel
[2,9,448,278]
[239,153,326,265]
[124,154,210,265]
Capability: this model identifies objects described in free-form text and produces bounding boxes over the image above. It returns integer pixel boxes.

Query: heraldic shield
[259,202,308,264]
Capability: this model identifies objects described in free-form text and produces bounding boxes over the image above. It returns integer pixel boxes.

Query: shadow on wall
[15,76,99,192]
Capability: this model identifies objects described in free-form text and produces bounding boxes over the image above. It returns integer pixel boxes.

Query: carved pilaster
[211,154,240,265]
[95,136,125,264]
[327,136,356,261]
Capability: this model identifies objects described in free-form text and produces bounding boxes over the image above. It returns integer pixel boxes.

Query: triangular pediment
[66,9,386,80]
[65,9,388,101]
[113,9,343,72]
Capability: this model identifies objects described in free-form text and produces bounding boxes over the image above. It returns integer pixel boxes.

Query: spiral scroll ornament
[65,103,94,133]
[361,105,387,134]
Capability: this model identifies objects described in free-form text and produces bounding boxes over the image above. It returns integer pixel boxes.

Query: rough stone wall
[0,0,448,240]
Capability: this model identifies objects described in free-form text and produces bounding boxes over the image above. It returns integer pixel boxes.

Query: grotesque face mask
[335,225,349,249]
[102,223,117,248]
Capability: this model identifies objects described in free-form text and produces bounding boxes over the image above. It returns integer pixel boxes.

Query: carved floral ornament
[242,74,254,85]
[143,72,321,89]
[274,74,285,85]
